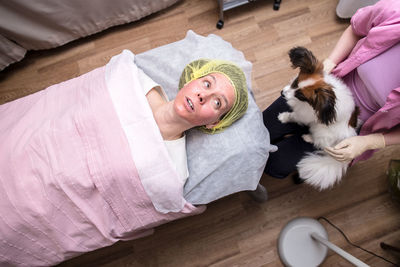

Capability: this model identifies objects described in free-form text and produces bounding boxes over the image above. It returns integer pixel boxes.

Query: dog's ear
[289,47,322,74]
[312,88,337,125]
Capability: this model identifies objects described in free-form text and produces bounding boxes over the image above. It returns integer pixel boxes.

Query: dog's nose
[280,90,284,97]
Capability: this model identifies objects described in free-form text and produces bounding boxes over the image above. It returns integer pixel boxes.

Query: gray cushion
[135,30,276,205]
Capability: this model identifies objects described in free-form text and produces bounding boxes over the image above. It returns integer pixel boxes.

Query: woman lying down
[140,55,248,183]
[0,50,248,266]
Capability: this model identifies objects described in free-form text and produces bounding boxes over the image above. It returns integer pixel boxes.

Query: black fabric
[263,96,316,178]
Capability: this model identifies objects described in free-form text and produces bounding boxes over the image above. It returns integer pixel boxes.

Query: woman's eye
[204,81,210,88]
[214,99,221,108]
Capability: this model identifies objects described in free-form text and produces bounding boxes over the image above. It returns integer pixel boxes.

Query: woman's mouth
[186,97,194,111]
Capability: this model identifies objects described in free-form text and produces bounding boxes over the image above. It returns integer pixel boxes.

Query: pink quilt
[0,58,204,266]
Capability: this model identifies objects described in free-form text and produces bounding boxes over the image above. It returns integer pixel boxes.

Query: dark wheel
[273,0,281,10]
[216,20,224,29]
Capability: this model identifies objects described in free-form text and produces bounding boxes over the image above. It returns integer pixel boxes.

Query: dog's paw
[302,134,313,143]
[278,112,291,123]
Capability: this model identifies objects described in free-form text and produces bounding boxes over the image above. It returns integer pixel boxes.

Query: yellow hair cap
[178,59,249,134]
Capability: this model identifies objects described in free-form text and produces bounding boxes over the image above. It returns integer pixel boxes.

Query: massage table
[0,30,275,266]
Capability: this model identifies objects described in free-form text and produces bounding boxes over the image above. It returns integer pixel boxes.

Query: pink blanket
[0,58,204,266]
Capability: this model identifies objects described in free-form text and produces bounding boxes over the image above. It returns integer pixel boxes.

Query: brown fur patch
[297,78,331,100]
[297,79,337,125]
[349,106,360,128]
[298,73,318,85]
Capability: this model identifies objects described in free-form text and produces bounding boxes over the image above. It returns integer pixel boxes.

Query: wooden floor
[1,0,399,266]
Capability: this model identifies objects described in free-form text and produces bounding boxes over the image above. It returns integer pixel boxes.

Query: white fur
[297,152,348,190]
[280,73,357,190]
[298,78,317,88]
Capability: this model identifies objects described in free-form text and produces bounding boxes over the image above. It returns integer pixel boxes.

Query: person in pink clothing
[324,0,400,164]
[263,0,399,180]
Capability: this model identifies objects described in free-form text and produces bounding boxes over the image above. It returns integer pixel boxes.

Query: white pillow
[135,30,276,205]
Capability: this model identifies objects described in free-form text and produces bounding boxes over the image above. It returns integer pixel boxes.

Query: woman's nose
[197,92,209,104]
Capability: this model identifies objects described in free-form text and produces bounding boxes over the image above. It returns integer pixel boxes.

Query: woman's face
[174,72,235,128]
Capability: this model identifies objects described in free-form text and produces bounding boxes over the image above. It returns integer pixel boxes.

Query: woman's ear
[205,120,220,129]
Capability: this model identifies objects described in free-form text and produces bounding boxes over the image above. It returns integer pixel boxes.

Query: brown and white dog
[279,47,359,190]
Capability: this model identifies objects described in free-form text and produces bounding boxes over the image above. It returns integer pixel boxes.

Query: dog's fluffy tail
[297,152,348,190]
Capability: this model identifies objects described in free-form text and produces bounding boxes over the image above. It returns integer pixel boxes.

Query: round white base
[278,217,328,267]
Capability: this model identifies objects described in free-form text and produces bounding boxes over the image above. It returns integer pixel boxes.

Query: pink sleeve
[359,88,400,135]
[351,0,400,36]
[332,0,400,78]
[352,87,400,164]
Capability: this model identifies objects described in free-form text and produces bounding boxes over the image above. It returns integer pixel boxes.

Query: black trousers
[263,96,316,179]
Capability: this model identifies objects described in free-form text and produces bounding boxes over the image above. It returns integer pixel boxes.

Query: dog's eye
[291,77,299,88]
[294,90,308,102]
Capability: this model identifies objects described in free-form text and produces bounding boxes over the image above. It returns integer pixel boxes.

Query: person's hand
[324,134,385,162]
[323,58,336,73]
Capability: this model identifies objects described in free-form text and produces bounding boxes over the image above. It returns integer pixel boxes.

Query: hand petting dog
[325,134,386,162]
